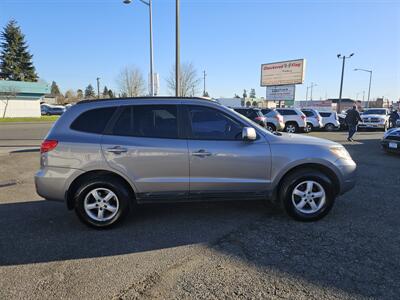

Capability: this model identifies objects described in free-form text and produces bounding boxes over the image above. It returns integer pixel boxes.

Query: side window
[277,110,289,116]
[188,106,244,140]
[111,105,179,139]
[302,111,314,117]
[320,112,330,117]
[70,107,117,134]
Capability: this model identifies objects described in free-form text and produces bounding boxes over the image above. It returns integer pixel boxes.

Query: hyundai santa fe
[35,97,356,228]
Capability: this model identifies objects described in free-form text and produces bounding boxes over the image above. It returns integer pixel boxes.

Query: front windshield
[363,109,386,115]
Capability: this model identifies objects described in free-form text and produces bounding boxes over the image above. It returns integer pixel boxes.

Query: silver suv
[35,97,356,228]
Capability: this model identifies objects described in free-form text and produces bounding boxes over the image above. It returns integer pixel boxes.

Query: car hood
[362,114,386,119]
[270,132,339,147]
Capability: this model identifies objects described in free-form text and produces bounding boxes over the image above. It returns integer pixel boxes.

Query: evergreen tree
[102,86,109,98]
[250,88,256,98]
[84,84,95,99]
[203,91,210,97]
[0,20,38,81]
[50,81,61,96]
[76,89,83,99]
[108,89,114,98]
[243,89,247,98]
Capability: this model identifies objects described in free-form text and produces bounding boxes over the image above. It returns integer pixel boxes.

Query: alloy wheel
[291,180,326,214]
[84,188,120,222]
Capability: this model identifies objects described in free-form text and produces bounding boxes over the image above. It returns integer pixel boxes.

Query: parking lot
[0,123,399,299]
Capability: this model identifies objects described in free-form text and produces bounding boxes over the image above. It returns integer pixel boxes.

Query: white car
[319,111,340,131]
[301,109,324,132]
[276,108,307,133]
[359,108,390,131]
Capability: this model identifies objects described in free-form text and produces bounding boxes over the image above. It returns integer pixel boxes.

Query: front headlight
[330,146,352,160]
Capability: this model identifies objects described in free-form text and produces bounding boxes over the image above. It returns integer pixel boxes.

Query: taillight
[255,116,264,121]
[301,115,306,120]
[40,140,58,153]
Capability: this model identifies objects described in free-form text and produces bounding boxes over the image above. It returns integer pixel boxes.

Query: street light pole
[96,77,100,99]
[310,82,317,101]
[354,68,372,108]
[203,70,207,96]
[123,0,154,96]
[337,53,354,113]
[175,0,180,97]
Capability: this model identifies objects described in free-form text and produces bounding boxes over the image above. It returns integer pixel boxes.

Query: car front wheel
[279,169,335,221]
[74,177,131,228]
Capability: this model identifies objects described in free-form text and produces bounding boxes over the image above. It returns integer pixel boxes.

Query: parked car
[358,108,390,131]
[276,108,307,133]
[35,97,356,228]
[301,109,323,132]
[233,107,267,127]
[381,127,400,154]
[319,111,340,131]
[261,108,285,132]
[41,104,66,116]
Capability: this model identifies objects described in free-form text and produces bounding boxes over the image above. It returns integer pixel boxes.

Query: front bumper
[358,122,386,129]
[336,159,357,195]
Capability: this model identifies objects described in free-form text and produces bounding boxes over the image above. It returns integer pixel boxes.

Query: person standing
[345,106,362,142]
[389,109,399,128]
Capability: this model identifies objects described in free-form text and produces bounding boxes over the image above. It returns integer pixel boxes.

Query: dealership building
[0,80,50,117]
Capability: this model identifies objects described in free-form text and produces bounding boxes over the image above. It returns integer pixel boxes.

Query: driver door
[185,105,270,200]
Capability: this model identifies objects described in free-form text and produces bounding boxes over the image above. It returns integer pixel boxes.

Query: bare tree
[0,87,19,118]
[166,62,200,97]
[116,66,146,97]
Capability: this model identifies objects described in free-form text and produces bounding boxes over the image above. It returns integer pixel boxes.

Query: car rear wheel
[266,123,276,132]
[279,169,335,221]
[325,123,335,132]
[285,123,298,133]
[74,177,131,228]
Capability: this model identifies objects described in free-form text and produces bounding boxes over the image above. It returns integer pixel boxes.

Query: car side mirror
[242,127,256,141]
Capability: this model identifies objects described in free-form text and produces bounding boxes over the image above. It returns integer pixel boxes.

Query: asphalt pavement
[0,128,399,299]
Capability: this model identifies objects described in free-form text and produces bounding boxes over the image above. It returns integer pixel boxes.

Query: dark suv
[233,107,267,127]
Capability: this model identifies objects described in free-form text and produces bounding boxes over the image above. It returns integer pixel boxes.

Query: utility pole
[175,0,180,97]
[310,82,318,101]
[96,77,100,99]
[354,68,372,108]
[202,70,207,96]
[337,53,354,113]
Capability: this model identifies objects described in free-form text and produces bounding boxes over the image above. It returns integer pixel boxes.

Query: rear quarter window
[320,112,331,117]
[70,107,117,134]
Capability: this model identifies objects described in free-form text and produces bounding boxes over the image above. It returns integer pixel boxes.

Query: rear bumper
[381,140,400,153]
[35,167,83,202]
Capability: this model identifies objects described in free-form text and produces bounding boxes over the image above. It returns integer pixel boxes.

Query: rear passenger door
[101,105,189,201]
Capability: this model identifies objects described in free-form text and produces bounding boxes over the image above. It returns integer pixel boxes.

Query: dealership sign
[266,85,295,101]
[261,59,306,86]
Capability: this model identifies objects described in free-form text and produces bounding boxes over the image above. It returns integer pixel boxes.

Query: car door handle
[192,149,212,157]
[106,146,128,154]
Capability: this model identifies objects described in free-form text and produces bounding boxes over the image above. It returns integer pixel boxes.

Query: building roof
[0,80,50,95]
[328,98,355,104]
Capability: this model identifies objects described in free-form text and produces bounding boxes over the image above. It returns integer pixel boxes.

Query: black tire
[46,112,51,116]
[279,169,335,222]
[305,123,313,133]
[74,176,132,228]
[325,123,335,132]
[284,122,298,133]
[266,123,276,132]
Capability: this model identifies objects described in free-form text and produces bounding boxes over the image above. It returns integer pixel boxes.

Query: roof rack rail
[76,96,216,105]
